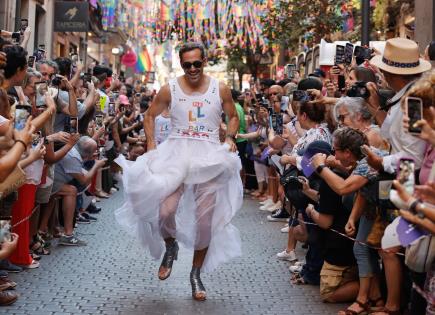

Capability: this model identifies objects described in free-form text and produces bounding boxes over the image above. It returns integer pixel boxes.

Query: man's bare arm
[144,84,171,151]
[220,82,239,152]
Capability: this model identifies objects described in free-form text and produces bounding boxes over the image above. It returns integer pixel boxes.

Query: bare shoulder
[156,83,171,103]
[218,81,232,100]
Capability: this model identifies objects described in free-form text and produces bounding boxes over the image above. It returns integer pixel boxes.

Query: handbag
[0,165,26,200]
[405,235,435,273]
[366,212,388,247]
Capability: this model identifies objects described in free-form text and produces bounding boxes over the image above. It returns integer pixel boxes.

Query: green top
[234,103,247,143]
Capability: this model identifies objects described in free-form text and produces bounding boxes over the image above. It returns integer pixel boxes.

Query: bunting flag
[136,46,153,73]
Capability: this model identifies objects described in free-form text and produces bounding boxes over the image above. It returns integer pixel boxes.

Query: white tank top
[168,77,222,143]
[154,114,172,145]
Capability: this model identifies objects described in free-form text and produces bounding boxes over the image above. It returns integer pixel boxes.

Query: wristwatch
[316,164,327,175]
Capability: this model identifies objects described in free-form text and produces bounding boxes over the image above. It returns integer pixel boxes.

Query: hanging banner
[54,1,89,32]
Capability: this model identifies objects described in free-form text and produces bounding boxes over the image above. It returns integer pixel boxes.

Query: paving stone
[1,189,346,315]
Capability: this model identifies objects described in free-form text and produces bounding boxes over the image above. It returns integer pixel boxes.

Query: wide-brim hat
[300,141,332,178]
[370,38,432,75]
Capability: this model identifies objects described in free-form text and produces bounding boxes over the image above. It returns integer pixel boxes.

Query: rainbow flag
[160,0,170,21]
[136,46,152,73]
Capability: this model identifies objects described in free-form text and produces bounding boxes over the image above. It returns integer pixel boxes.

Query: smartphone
[397,157,415,195]
[338,75,346,91]
[95,114,104,128]
[292,90,312,102]
[98,147,105,160]
[35,81,48,108]
[335,45,345,65]
[32,131,42,148]
[286,64,296,79]
[0,219,12,243]
[20,19,28,33]
[405,97,423,134]
[108,103,115,116]
[11,32,21,44]
[70,117,78,134]
[27,56,36,68]
[135,93,141,98]
[83,73,92,83]
[271,113,277,131]
[112,92,119,100]
[344,43,354,65]
[14,105,31,130]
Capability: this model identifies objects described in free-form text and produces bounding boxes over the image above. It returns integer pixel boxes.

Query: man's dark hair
[2,45,27,79]
[428,41,435,61]
[297,77,323,91]
[140,99,149,111]
[54,57,72,77]
[333,127,369,160]
[277,78,291,87]
[351,66,377,83]
[260,79,276,88]
[178,42,206,61]
[299,100,325,123]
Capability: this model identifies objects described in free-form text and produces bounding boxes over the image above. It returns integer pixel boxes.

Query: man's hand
[298,176,310,192]
[311,153,327,168]
[415,182,435,205]
[95,159,107,168]
[61,76,74,91]
[224,137,237,152]
[66,133,80,147]
[280,154,296,166]
[47,131,70,143]
[45,93,56,114]
[362,144,383,171]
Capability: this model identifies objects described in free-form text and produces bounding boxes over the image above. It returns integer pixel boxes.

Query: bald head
[76,136,97,160]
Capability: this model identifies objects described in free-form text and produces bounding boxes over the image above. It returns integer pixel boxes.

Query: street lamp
[361,0,370,46]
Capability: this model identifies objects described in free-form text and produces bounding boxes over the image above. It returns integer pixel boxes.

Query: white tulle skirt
[114,138,243,273]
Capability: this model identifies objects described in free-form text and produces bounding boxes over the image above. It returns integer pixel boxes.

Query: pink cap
[119,94,130,105]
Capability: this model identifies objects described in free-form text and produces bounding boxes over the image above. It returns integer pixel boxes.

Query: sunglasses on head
[181,60,203,69]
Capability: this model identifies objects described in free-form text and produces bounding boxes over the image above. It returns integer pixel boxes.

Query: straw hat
[370,38,432,75]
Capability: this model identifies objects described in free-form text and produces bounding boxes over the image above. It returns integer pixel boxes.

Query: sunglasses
[181,60,203,69]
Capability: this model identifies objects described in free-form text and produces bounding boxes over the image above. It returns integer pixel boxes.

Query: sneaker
[58,235,87,246]
[294,261,305,267]
[76,214,90,224]
[86,203,101,214]
[110,187,117,194]
[289,264,303,273]
[267,208,290,222]
[0,260,22,273]
[81,212,97,222]
[259,199,273,206]
[260,201,282,212]
[281,226,290,233]
[277,250,297,261]
[18,260,40,269]
[261,201,283,212]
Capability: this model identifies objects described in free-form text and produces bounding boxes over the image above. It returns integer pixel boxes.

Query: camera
[346,81,370,99]
[51,75,62,86]
[287,176,303,190]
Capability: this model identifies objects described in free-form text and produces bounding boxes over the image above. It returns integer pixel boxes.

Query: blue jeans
[354,215,380,277]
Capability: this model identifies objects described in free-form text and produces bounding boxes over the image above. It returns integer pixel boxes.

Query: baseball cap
[300,141,332,177]
[119,94,130,105]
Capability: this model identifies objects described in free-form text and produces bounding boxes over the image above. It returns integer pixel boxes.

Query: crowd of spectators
[0,28,151,305]
[233,39,435,315]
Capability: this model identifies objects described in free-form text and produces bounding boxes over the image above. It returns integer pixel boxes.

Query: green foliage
[262,0,343,51]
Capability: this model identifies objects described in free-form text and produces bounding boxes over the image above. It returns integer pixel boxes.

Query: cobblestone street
[3,190,345,315]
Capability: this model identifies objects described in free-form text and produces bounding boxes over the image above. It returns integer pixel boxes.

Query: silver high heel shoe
[190,267,206,301]
[158,241,179,280]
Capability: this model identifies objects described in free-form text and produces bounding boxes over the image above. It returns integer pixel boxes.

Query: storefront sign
[54,1,89,32]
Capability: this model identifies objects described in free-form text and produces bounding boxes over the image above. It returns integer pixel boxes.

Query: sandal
[158,241,179,280]
[290,273,307,285]
[338,300,370,315]
[369,297,385,312]
[30,239,50,256]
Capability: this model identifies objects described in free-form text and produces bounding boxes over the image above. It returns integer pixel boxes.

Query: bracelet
[409,199,422,214]
[15,140,27,149]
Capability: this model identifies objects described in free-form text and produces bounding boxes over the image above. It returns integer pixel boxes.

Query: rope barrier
[12,205,39,229]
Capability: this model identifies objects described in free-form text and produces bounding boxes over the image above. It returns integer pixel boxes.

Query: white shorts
[254,161,269,183]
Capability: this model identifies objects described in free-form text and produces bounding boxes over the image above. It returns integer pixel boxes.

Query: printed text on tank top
[168,76,222,143]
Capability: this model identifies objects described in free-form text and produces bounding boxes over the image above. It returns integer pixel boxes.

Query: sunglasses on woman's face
[181,60,203,69]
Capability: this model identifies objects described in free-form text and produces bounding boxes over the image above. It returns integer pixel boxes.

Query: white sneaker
[261,201,283,212]
[281,226,289,233]
[276,250,297,262]
[294,261,305,267]
[289,264,303,273]
[259,199,273,206]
